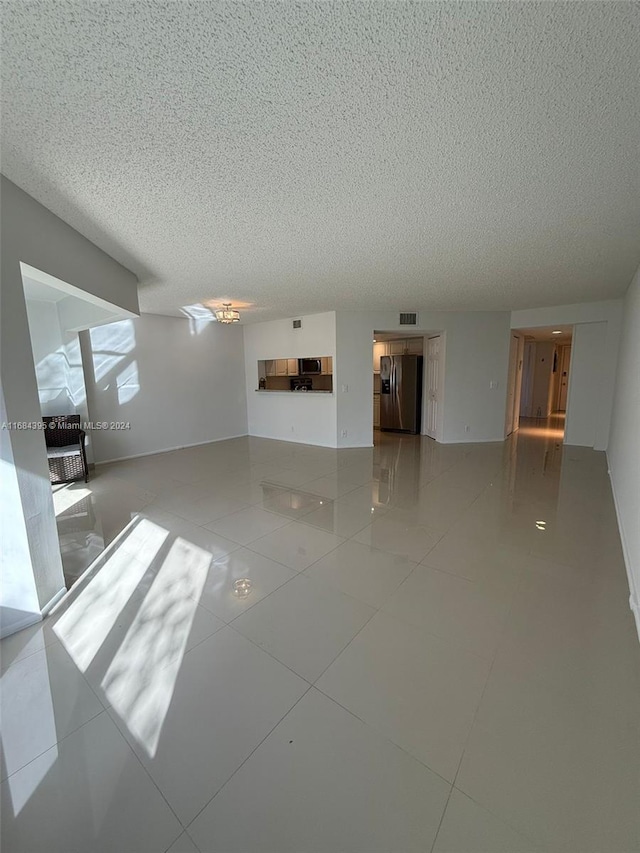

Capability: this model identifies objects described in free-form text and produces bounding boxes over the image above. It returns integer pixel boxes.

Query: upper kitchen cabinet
[374,338,423,371]
[373,342,387,372]
[256,357,334,390]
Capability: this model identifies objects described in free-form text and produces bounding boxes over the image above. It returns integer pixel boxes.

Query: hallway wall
[511,300,623,451]
[607,265,640,642]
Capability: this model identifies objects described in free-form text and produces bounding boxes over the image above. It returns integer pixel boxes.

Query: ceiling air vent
[292,319,302,329]
[399,312,418,326]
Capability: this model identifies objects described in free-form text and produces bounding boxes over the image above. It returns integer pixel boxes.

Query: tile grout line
[428,783,455,853]
[449,557,530,791]
[0,705,107,786]
[441,546,569,853]
[310,682,455,790]
[182,684,315,835]
[103,707,188,840]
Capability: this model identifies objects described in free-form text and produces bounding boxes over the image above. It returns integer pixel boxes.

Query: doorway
[372,333,424,434]
[507,325,573,440]
[21,266,130,589]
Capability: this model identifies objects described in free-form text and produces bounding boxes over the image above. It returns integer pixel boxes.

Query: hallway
[1,428,639,852]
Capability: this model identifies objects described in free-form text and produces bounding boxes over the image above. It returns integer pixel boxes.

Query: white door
[426,336,440,439]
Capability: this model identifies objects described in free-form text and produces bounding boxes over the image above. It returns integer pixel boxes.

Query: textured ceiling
[2,2,639,322]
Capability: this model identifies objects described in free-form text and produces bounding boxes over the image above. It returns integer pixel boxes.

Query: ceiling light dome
[215,303,240,324]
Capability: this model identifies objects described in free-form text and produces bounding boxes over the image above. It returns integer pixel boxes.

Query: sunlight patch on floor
[53,519,168,672]
[102,535,212,758]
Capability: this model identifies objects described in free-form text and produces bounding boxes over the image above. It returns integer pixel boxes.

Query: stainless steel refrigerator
[380,354,423,434]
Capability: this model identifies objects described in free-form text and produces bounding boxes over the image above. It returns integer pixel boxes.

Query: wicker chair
[43,415,88,484]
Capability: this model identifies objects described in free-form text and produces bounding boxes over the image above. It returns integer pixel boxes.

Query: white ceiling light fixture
[215,303,240,324]
[552,330,563,335]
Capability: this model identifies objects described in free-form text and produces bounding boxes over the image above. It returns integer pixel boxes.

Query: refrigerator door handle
[393,359,401,430]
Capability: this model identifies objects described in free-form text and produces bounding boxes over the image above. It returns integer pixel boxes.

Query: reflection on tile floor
[2,422,639,852]
[53,484,105,588]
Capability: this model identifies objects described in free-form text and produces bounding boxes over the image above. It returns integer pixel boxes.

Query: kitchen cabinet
[373,394,381,428]
[374,339,423,371]
[259,355,332,382]
[373,342,387,372]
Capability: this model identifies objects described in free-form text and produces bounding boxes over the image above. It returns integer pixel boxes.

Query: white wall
[83,314,248,462]
[244,312,337,447]
[607,266,640,642]
[0,176,139,627]
[335,310,511,447]
[0,387,42,638]
[511,300,623,451]
[563,322,607,447]
[25,299,74,416]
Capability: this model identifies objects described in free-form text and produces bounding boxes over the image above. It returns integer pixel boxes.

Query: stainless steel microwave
[299,358,322,375]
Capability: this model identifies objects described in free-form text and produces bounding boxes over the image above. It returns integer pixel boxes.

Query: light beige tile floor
[2,422,639,852]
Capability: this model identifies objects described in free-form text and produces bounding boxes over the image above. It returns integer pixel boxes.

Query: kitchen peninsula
[256,356,333,392]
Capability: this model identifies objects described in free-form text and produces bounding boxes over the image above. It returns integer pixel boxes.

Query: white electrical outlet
[464,425,470,432]
[341,384,349,393]
[341,429,348,437]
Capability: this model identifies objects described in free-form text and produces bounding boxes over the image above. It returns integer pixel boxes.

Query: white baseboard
[338,442,374,448]
[0,610,42,640]
[248,432,338,449]
[439,437,505,445]
[607,460,640,646]
[0,588,66,640]
[95,433,249,465]
[41,586,67,617]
